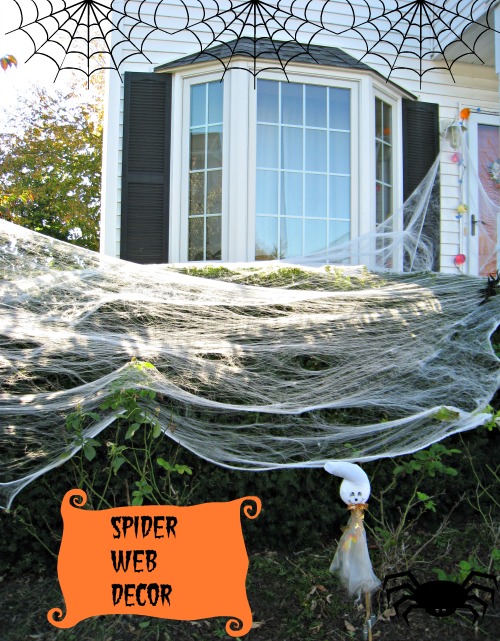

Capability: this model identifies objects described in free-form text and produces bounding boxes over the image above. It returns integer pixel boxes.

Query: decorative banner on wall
[47,490,261,637]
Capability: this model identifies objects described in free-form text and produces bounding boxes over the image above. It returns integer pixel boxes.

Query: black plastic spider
[479,270,500,305]
[383,570,498,626]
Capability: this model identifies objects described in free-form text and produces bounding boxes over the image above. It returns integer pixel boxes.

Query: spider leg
[400,603,419,627]
[462,603,480,626]
[392,594,414,621]
[462,571,498,591]
[383,571,420,590]
[386,582,416,603]
[465,584,496,606]
[466,594,490,619]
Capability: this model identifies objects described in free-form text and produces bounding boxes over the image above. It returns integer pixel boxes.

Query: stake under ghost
[325,462,381,597]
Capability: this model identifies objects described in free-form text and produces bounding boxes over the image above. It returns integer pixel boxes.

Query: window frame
[373,85,403,270]
[176,70,231,263]
[171,60,405,268]
[252,74,359,261]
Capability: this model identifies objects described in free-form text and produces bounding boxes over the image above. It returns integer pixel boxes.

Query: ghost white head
[324,462,371,505]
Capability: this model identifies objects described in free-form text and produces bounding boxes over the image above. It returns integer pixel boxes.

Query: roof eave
[154,56,417,100]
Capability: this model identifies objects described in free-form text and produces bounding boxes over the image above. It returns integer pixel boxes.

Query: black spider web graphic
[6,0,184,85]
[169,1,340,81]
[6,2,498,87]
[333,0,499,86]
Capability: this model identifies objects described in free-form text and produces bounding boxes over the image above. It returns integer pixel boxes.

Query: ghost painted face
[339,478,370,505]
[324,461,371,505]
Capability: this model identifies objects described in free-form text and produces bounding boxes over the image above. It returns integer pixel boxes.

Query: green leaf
[138,621,151,629]
[157,458,173,471]
[434,407,460,422]
[112,456,126,475]
[152,421,162,439]
[131,495,143,506]
[174,464,193,475]
[432,568,449,581]
[125,423,141,440]
[417,492,431,501]
[83,444,96,461]
[445,467,458,476]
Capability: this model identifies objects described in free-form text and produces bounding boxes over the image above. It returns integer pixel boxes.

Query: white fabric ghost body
[325,462,381,596]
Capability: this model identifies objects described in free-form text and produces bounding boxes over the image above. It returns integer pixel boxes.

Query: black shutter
[121,72,172,263]
[402,99,440,271]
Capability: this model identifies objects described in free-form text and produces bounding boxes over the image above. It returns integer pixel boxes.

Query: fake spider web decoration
[334,0,499,86]
[6,0,182,84]
[1,147,499,511]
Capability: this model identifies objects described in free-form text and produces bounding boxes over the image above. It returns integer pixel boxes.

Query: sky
[1,1,80,123]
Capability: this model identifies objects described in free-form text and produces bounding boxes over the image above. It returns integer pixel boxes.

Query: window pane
[207,170,222,214]
[282,127,303,170]
[257,124,279,168]
[375,98,383,139]
[376,185,383,225]
[329,88,350,130]
[189,172,205,215]
[191,84,206,127]
[383,102,392,140]
[329,220,350,245]
[329,175,350,218]
[305,174,327,217]
[190,131,206,170]
[384,185,392,219]
[257,80,279,122]
[281,172,303,216]
[330,131,350,174]
[306,85,327,127]
[383,143,392,183]
[208,82,223,124]
[206,216,222,260]
[188,217,204,261]
[256,216,278,260]
[281,217,302,258]
[207,126,222,169]
[256,170,278,214]
[376,141,383,182]
[282,83,303,125]
[306,129,327,172]
[305,219,327,255]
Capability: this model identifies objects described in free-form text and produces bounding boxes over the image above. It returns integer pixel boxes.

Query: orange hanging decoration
[460,108,471,121]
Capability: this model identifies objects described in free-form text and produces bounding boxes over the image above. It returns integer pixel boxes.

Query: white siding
[101,1,499,271]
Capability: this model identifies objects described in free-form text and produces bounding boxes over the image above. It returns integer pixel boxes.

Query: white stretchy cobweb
[1,138,499,510]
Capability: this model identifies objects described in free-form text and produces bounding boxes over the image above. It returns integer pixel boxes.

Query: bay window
[178,66,404,266]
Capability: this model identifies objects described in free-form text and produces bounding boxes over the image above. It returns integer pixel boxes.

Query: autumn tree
[0,80,103,250]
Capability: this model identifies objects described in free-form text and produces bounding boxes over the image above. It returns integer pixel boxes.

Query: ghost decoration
[325,462,381,597]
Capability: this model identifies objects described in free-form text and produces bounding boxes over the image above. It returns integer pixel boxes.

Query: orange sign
[48,490,261,637]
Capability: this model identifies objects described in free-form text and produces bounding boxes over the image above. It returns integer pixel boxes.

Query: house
[100,1,500,275]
